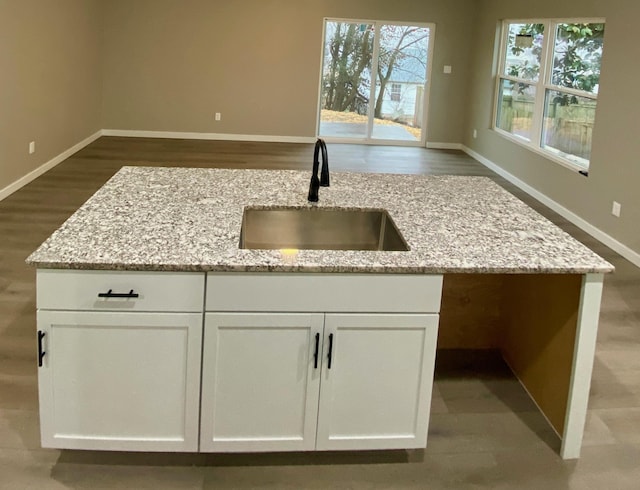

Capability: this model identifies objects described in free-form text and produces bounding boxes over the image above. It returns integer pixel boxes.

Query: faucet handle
[309,138,327,202]
[308,175,320,202]
[318,139,330,187]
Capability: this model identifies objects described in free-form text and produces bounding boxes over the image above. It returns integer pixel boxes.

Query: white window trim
[492,18,606,173]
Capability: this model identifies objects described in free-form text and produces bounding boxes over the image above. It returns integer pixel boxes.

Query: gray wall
[465,0,639,256]
[0,0,103,192]
[101,0,478,144]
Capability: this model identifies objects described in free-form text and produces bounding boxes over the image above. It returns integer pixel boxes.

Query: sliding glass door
[319,21,374,140]
[318,20,433,145]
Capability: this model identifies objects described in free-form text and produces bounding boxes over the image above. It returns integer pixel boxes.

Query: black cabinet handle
[313,333,320,369]
[98,289,139,298]
[37,331,46,367]
[327,333,334,369]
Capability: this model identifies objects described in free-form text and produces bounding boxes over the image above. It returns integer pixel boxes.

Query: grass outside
[321,110,422,140]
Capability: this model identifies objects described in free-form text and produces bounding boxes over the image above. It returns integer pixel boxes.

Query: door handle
[313,332,320,369]
[98,289,139,298]
[37,331,46,367]
[327,333,334,369]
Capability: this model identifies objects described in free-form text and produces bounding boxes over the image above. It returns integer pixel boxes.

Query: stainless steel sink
[239,207,409,251]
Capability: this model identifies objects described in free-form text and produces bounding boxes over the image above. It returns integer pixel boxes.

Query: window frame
[315,17,436,147]
[492,18,606,173]
[390,83,402,102]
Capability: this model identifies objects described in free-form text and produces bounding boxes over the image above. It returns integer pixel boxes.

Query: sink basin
[239,207,409,251]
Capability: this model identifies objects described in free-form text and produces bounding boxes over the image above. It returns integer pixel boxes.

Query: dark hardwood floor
[1,137,638,489]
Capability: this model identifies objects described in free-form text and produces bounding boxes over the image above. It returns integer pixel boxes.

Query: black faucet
[308,138,330,202]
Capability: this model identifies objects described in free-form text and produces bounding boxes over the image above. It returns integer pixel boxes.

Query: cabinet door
[316,314,438,450]
[201,313,323,452]
[37,311,202,451]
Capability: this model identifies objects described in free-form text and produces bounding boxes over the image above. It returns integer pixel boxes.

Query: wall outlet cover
[612,201,621,217]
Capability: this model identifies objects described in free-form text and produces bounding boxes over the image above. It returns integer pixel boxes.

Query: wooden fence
[500,97,595,160]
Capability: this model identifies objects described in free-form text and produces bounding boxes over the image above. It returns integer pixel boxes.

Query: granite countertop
[26,167,614,274]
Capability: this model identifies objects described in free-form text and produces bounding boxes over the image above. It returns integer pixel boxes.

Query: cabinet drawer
[206,273,443,313]
[37,270,205,312]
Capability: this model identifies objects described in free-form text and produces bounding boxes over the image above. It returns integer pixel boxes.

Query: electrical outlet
[612,201,621,217]
[215,113,221,121]
[443,65,452,74]
[29,141,35,154]
[473,129,477,139]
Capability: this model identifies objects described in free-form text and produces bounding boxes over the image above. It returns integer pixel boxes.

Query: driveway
[319,122,419,141]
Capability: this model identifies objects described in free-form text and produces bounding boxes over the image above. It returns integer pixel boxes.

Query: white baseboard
[462,145,640,268]
[426,142,463,150]
[101,129,315,144]
[102,131,465,150]
[0,130,103,202]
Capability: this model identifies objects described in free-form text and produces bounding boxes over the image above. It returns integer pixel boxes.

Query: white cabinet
[316,314,438,450]
[200,313,324,452]
[36,270,442,453]
[200,310,439,453]
[36,270,205,452]
[206,273,443,313]
[37,269,206,312]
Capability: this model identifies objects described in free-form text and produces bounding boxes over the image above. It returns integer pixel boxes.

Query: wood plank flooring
[1,137,639,489]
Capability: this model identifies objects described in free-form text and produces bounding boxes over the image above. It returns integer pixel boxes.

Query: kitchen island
[27,167,613,459]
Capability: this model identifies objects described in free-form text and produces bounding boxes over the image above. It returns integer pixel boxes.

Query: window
[494,20,605,171]
[390,83,402,102]
[318,19,434,144]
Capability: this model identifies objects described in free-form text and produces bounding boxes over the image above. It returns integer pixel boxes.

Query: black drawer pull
[313,333,320,369]
[98,289,139,298]
[327,333,334,369]
[38,331,46,367]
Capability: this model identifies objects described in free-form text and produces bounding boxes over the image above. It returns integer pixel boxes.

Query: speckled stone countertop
[26,167,614,274]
